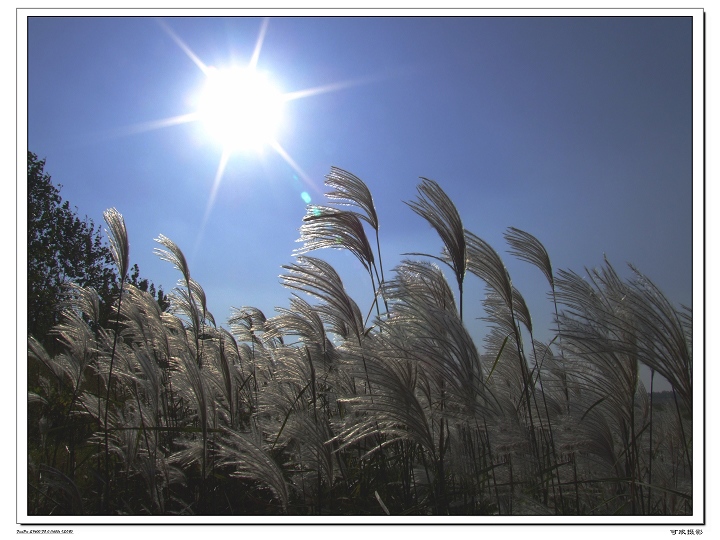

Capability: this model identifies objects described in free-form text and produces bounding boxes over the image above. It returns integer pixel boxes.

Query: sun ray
[249,18,270,71]
[193,147,232,259]
[282,75,380,102]
[113,112,200,137]
[269,139,321,196]
[150,17,375,241]
[156,18,209,74]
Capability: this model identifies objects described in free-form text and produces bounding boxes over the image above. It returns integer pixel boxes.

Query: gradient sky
[26,14,697,389]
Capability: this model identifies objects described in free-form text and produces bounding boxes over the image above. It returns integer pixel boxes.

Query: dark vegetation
[26,160,692,516]
[28,152,168,352]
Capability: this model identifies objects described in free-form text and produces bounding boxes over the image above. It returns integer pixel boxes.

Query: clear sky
[26,13,696,386]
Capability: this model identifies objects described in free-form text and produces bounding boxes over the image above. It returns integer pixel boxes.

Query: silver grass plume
[228,306,269,344]
[324,167,388,310]
[381,261,495,417]
[265,295,335,369]
[296,205,375,273]
[103,208,129,280]
[216,428,289,512]
[334,353,436,459]
[325,166,379,231]
[280,256,364,342]
[504,227,554,289]
[466,230,513,309]
[624,264,692,408]
[405,178,467,317]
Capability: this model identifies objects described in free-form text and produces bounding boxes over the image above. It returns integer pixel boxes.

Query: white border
[15,5,706,532]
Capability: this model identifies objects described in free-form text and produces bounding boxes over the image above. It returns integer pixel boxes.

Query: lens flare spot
[301,191,312,204]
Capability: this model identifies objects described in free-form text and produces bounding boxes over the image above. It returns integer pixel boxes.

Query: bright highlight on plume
[198,66,284,152]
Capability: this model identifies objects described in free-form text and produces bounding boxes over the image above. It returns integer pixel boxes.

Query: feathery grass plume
[466,232,528,402]
[504,225,573,374]
[333,343,436,458]
[371,262,500,490]
[552,260,684,513]
[281,256,364,342]
[28,335,61,381]
[119,284,167,349]
[553,262,646,404]
[37,302,98,391]
[504,227,554,289]
[405,178,467,318]
[170,280,215,330]
[465,230,513,308]
[216,428,290,512]
[296,205,375,274]
[104,208,129,281]
[173,344,211,479]
[381,261,492,411]
[154,235,199,326]
[229,306,272,345]
[379,258,500,512]
[101,209,131,512]
[265,296,337,373]
[211,328,241,428]
[325,166,379,231]
[26,171,693,516]
[59,282,102,328]
[324,166,388,298]
[155,235,216,368]
[280,406,337,501]
[466,229,547,483]
[383,260,457,314]
[154,234,191,285]
[624,264,692,409]
[189,277,215,327]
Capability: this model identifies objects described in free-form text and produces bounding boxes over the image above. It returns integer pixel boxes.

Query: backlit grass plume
[27,167,692,517]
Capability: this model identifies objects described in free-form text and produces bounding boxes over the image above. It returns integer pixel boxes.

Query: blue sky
[26,14,696,387]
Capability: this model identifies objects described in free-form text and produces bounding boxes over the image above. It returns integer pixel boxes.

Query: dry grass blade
[38,465,84,514]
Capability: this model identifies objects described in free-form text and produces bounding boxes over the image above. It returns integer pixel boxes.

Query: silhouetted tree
[27,151,168,350]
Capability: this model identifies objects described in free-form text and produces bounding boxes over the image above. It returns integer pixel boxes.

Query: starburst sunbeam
[156,18,209,74]
[193,148,232,260]
[110,112,200,138]
[148,17,369,241]
[249,17,270,71]
[282,76,377,102]
[269,139,320,196]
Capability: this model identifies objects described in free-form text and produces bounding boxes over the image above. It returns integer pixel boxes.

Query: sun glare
[150,17,362,244]
[198,66,285,152]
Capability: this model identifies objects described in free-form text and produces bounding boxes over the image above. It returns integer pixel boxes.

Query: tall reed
[27,167,692,516]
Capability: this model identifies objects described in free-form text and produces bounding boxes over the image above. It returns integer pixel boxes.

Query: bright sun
[197,66,285,152]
